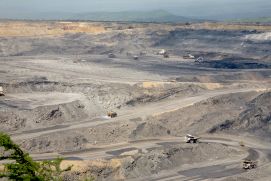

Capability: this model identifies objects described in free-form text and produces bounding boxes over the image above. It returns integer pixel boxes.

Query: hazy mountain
[231,17,271,23]
[1,0,271,21]
[0,10,198,23]
[71,10,195,22]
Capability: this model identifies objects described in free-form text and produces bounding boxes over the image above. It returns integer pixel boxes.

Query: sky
[0,0,271,20]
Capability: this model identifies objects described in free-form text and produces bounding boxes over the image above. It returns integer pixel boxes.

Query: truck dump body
[183,54,195,59]
[107,112,117,118]
[0,86,4,96]
[243,160,257,169]
[185,134,200,143]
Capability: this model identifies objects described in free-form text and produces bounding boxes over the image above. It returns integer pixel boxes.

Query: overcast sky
[1,0,271,19]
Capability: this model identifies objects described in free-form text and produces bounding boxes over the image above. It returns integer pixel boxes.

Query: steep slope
[210,91,271,140]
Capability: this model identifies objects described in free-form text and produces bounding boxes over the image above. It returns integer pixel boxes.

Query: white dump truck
[133,55,139,60]
[183,54,195,59]
[158,49,166,55]
[158,49,169,58]
[0,86,4,96]
[185,134,200,143]
[243,160,257,170]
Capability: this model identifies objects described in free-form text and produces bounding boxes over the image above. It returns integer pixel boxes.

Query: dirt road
[1,92,84,110]
[11,88,268,140]
[29,135,271,181]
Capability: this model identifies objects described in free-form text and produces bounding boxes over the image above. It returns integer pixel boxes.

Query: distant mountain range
[70,10,195,22]
[1,0,271,22]
[3,9,270,23]
[231,17,271,23]
[0,10,200,23]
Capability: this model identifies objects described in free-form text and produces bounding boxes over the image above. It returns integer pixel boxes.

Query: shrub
[0,132,72,181]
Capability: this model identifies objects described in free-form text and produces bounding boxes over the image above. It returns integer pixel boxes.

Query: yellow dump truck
[107,112,117,118]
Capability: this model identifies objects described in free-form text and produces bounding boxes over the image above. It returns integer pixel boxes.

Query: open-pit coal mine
[0,21,271,181]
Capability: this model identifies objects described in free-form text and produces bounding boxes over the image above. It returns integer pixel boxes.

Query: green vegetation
[0,132,72,181]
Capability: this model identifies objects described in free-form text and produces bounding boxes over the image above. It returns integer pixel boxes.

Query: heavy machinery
[158,49,169,58]
[0,86,4,96]
[133,55,139,60]
[243,160,257,170]
[163,52,169,58]
[183,54,195,59]
[108,53,116,58]
[107,112,117,118]
[185,134,200,143]
[158,49,166,55]
[195,57,204,63]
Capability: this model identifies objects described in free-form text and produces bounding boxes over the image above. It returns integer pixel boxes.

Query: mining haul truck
[0,86,4,96]
[108,53,116,58]
[183,54,195,59]
[243,160,257,170]
[185,134,200,143]
[107,112,118,118]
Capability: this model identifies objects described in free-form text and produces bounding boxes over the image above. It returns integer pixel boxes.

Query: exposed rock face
[210,92,271,140]
[62,143,244,181]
